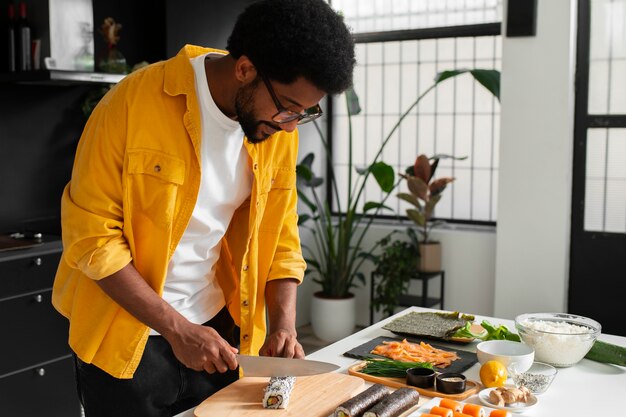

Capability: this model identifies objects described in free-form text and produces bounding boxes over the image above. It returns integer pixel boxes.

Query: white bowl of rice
[514,313,601,367]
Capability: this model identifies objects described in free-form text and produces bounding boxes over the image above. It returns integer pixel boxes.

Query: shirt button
[242,299,249,307]
[242,334,249,341]
[253,163,258,170]
[154,165,161,172]
[271,178,275,184]
[242,265,249,271]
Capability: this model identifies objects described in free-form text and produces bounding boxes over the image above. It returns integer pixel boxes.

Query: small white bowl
[476,340,535,373]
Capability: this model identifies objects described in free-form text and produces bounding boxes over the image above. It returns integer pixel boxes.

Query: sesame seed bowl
[511,361,558,394]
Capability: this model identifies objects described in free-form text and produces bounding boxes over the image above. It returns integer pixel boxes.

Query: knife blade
[236,354,339,377]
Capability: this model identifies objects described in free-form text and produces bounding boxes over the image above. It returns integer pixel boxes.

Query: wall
[0,83,89,234]
[165,0,257,57]
[494,0,577,318]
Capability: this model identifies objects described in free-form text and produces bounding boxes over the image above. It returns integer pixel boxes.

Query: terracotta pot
[310,291,356,342]
[419,242,442,272]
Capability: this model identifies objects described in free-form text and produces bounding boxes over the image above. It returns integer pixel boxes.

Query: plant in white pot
[297,69,500,340]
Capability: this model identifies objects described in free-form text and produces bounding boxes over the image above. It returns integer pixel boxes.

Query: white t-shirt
[151,52,253,334]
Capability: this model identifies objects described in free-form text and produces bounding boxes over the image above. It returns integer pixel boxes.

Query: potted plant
[397,153,463,272]
[371,228,421,318]
[297,69,500,340]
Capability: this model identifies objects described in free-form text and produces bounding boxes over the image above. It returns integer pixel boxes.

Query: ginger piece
[489,389,505,407]
[491,386,531,405]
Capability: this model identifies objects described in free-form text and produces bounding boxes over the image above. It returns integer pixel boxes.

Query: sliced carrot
[439,399,462,413]
[462,403,485,417]
[430,406,453,417]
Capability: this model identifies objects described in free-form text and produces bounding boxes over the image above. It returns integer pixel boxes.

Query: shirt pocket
[259,168,296,234]
[126,149,186,228]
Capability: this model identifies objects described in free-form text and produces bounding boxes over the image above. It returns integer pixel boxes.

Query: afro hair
[227,0,355,95]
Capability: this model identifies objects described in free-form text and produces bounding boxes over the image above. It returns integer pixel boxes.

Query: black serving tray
[343,335,478,374]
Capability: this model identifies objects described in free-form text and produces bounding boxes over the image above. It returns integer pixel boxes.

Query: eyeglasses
[261,76,323,125]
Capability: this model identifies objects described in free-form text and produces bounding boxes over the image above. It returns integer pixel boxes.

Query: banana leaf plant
[296,69,500,298]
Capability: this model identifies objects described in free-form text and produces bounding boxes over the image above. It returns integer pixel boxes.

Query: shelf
[397,294,442,309]
[0,70,126,85]
[370,270,445,325]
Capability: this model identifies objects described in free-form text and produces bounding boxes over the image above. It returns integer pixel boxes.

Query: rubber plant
[398,153,467,243]
[296,69,500,298]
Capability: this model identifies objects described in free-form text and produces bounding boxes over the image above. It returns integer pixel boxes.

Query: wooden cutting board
[194,373,365,417]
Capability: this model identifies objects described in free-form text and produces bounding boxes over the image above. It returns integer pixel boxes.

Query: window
[330,1,502,223]
[583,0,626,233]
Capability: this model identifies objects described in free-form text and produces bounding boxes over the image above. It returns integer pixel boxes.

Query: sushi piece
[488,410,510,417]
[439,399,462,413]
[421,414,440,417]
[262,376,296,409]
[430,406,453,417]
[334,384,390,417]
[452,413,473,417]
[462,404,485,417]
[363,387,420,417]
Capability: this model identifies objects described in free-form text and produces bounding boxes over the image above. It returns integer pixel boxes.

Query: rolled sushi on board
[262,376,296,409]
[334,384,390,417]
[362,387,420,417]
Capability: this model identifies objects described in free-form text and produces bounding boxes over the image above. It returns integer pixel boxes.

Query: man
[51,0,355,415]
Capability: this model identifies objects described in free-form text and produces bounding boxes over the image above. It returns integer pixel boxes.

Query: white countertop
[177,306,625,416]
[307,306,626,416]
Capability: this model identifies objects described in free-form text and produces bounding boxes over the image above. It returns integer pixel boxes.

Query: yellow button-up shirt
[52,45,306,379]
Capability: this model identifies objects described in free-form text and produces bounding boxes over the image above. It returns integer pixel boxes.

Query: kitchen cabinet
[0,238,81,417]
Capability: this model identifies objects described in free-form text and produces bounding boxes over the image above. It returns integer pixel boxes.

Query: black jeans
[73,307,239,417]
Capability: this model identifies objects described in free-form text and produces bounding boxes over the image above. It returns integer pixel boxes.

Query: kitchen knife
[236,354,339,377]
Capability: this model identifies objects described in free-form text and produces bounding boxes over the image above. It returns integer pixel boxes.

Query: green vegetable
[452,320,521,342]
[585,339,626,366]
[360,358,433,378]
[452,322,487,339]
[481,320,521,342]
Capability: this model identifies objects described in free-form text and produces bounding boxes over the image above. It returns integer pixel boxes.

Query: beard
[235,79,281,144]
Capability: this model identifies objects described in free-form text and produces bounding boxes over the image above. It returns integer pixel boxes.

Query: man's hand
[263,279,304,358]
[95,264,239,374]
[163,321,239,374]
[259,328,304,358]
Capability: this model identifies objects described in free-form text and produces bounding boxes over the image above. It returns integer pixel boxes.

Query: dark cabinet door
[0,356,81,417]
[0,251,61,298]
[0,290,70,375]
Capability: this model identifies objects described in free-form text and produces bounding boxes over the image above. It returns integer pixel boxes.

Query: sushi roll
[488,410,510,417]
[430,406,453,417]
[334,384,390,417]
[362,387,420,417]
[262,376,296,409]
[462,404,485,417]
[439,399,462,413]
